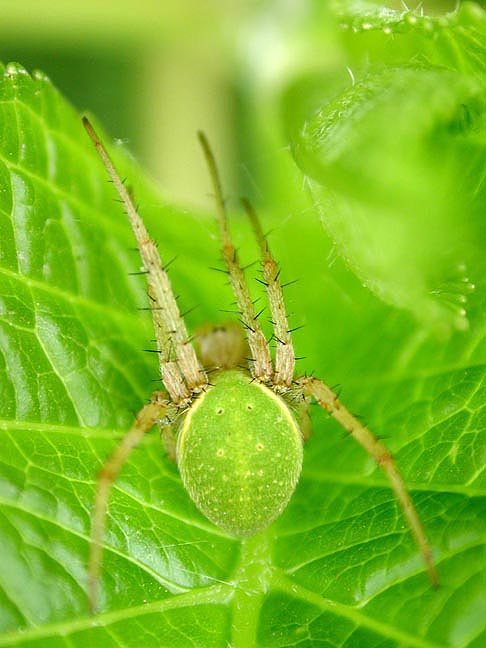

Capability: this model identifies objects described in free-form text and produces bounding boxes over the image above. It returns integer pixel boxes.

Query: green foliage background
[0,2,485,647]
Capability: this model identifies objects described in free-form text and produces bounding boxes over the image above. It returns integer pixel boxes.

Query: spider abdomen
[176,369,303,536]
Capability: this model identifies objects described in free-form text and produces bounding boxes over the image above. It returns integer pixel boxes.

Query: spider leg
[298,375,439,587]
[243,199,295,389]
[83,118,206,402]
[198,132,273,382]
[88,393,169,613]
[160,422,177,462]
[296,393,312,442]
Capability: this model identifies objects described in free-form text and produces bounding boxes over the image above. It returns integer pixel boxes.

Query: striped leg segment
[83,117,206,402]
[299,375,439,587]
[88,393,169,613]
[243,198,295,389]
[198,132,273,382]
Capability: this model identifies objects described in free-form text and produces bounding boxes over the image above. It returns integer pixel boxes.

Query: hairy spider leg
[197,132,273,382]
[83,117,206,403]
[243,199,295,389]
[299,376,439,587]
[88,394,170,613]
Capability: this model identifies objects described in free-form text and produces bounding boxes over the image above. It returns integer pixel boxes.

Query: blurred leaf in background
[287,1,486,332]
[0,1,485,647]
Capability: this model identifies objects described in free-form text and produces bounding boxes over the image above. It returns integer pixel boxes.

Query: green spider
[83,117,438,613]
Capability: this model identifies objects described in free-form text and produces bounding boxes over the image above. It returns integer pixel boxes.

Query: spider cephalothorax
[83,118,438,613]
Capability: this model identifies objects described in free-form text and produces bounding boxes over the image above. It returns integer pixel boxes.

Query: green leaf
[286,2,486,334]
[336,0,486,77]
[0,59,484,648]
